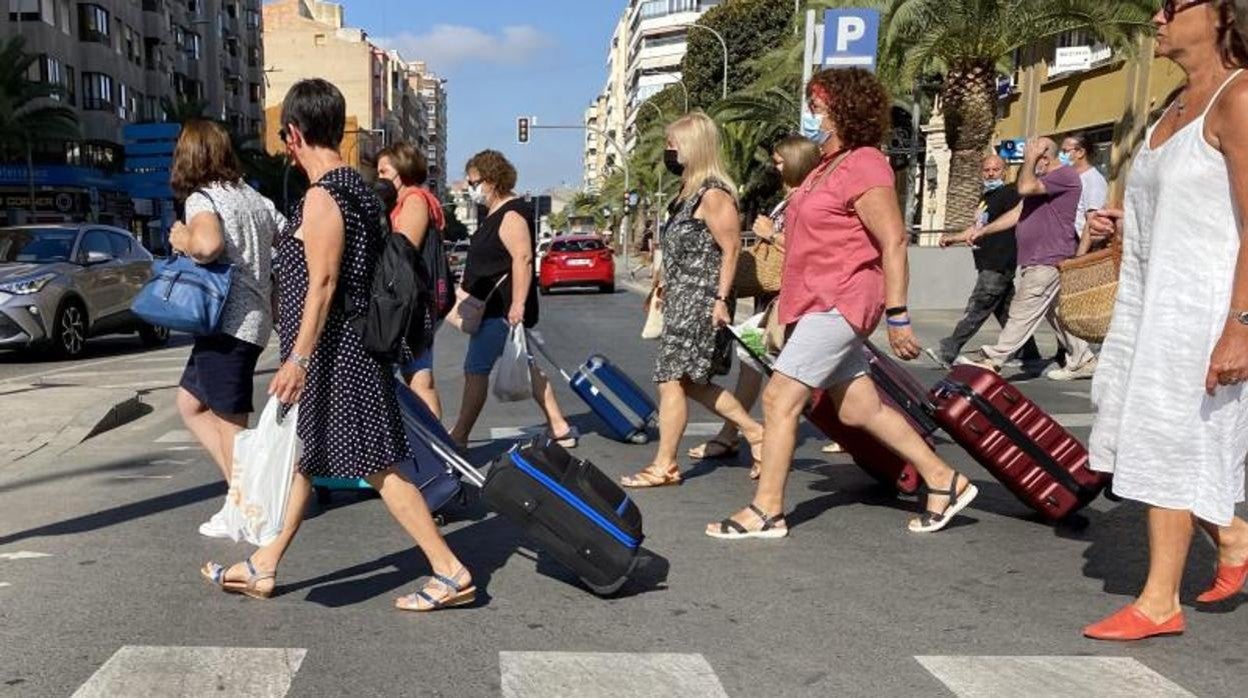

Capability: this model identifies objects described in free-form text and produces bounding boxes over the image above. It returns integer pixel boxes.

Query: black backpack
[420,225,454,321]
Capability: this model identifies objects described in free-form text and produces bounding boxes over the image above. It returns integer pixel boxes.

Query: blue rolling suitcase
[527,332,656,444]
[313,376,462,511]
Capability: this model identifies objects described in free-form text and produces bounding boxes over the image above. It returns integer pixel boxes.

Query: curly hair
[806,68,892,150]
[465,149,517,193]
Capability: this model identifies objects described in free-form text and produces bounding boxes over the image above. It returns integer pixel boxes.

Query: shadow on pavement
[0,451,183,496]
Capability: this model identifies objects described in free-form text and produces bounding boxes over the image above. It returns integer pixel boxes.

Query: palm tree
[879,0,1156,227]
[0,36,79,215]
[159,96,209,124]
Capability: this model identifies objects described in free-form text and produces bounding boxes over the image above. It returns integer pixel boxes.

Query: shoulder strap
[1201,68,1245,119]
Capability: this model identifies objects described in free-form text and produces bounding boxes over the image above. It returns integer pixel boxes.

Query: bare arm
[697,188,740,301]
[393,194,430,251]
[856,187,909,311]
[291,188,344,360]
[499,210,533,325]
[170,211,226,263]
[1016,141,1048,197]
[1205,81,1248,393]
[975,202,1023,238]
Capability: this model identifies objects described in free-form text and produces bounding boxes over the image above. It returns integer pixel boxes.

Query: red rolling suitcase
[928,365,1110,521]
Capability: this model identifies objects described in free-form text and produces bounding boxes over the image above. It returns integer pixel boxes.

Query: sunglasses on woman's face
[1162,0,1214,22]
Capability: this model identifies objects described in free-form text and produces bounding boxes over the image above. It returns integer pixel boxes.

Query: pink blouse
[777,147,895,335]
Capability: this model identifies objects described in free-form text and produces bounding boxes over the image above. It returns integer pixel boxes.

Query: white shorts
[773,309,867,389]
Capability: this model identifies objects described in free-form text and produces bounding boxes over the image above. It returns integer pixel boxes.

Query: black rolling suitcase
[404,419,643,596]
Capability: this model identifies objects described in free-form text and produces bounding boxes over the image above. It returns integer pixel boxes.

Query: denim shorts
[464,317,512,375]
[401,346,434,375]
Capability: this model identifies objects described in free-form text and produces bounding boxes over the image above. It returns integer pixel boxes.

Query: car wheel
[601,283,615,294]
[139,323,170,347]
[51,301,88,359]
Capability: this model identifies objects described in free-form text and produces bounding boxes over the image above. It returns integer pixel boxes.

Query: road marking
[1052,413,1095,428]
[0,582,10,588]
[54,367,183,378]
[112,475,175,480]
[1062,390,1091,399]
[499,652,728,698]
[0,551,53,561]
[488,422,727,441]
[155,430,195,443]
[915,656,1195,697]
[165,446,196,451]
[0,346,188,387]
[73,646,307,698]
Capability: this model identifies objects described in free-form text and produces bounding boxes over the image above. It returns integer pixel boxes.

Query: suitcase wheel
[579,554,640,597]
[627,432,650,445]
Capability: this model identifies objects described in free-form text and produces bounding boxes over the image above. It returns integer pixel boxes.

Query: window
[107,233,134,258]
[551,239,606,253]
[65,65,75,106]
[57,0,70,34]
[125,25,141,66]
[314,33,326,46]
[187,32,202,59]
[78,3,110,44]
[247,46,259,67]
[225,1,236,19]
[8,0,53,24]
[248,82,261,104]
[114,17,123,53]
[81,72,113,111]
[186,0,198,12]
[65,141,121,170]
[79,231,112,261]
[118,84,140,121]
[144,95,161,122]
[246,9,259,29]
[642,33,686,51]
[144,38,162,71]
[173,25,185,51]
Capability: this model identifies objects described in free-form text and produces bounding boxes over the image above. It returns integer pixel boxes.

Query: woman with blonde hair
[622,111,765,488]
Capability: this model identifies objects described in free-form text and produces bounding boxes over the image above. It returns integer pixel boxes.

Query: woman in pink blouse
[707,68,976,539]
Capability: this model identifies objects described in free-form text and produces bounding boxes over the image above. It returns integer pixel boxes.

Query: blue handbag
[132,255,234,335]
[131,190,234,335]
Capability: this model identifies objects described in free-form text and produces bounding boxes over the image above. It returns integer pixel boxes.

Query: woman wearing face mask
[448,150,577,450]
[377,142,447,418]
[621,111,766,489]
[687,134,825,473]
[1082,0,1248,642]
[202,79,475,611]
[707,68,974,539]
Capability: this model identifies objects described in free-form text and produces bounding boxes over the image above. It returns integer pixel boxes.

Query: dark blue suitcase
[313,376,462,511]
[569,354,657,444]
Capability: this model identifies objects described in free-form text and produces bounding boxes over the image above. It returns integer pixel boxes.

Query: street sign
[1052,46,1093,74]
[997,138,1028,163]
[821,9,880,71]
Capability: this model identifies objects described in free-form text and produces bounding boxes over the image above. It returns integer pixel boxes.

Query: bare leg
[367,468,466,578]
[622,381,687,486]
[529,364,571,438]
[1132,507,1193,622]
[1195,515,1248,565]
[407,369,443,421]
[699,366,764,447]
[449,373,490,447]
[685,379,764,446]
[177,387,247,481]
[214,470,314,593]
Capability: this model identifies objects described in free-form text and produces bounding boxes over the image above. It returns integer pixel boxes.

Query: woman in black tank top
[448,150,579,449]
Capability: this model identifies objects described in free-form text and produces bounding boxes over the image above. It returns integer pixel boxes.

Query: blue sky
[344,0,623,194]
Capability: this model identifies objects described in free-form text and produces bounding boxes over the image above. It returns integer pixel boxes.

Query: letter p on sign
[821,9,880,71]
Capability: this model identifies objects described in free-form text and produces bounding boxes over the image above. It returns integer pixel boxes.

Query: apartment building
[1,0,266,225]
[262,0,444,190]
[583,0,719,191]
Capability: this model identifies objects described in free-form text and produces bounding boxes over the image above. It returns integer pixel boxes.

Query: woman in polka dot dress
[201,79,474,612]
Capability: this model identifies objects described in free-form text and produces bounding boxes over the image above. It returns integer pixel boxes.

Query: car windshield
[551,239,605,253]
[0,228,77,264]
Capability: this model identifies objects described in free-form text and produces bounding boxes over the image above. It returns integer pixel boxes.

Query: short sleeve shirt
[1076,167,1109,238]
[973,185,1022,273]
[1015,166,1081,268]
[185,182,284,347]
[778,147,895,335]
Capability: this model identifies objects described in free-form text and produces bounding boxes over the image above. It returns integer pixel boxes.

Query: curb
[5,390,148,469]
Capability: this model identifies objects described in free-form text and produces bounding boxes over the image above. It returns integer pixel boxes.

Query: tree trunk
[940,60,998,230]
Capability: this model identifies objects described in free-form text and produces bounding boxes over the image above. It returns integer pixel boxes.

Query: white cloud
[374,24,554,71]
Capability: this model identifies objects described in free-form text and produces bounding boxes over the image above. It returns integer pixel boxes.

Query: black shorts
[179,334,264,415]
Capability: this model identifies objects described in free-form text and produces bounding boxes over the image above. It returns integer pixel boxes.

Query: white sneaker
[1045,357,1098,381]
[198,508,232,539]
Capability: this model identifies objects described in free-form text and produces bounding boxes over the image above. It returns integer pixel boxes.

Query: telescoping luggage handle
[525,331,652,432]
[932,379,1098,501]
[401,406,487,489]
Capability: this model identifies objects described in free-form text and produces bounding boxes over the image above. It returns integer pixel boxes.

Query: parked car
[535,238,552,272]
[446,239,470,280]
[0,224,168,358]
[539,235,615,295]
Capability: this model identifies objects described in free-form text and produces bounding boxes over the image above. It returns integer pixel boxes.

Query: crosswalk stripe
[488,422,747,441]
[915,656,1195,697]
[72,646,307,698]
[0,582,11,588]
[0,551,53,561]
[1052,413,1095,428]
[499,652,728,698]
[155,430,195,443]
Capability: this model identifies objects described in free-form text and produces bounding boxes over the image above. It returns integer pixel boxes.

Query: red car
[539,236,615,294]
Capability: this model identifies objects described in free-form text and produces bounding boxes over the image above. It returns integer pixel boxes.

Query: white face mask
[468,183,487,206]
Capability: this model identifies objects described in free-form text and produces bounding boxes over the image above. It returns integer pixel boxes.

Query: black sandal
[706,504,788,540]
[908,472,979,533]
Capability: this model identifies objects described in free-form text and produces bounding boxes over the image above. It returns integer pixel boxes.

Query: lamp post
[681,24,729,100]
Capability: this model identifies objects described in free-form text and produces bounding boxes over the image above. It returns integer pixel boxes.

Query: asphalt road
[0,333,195,385]
[1,283,1244,697]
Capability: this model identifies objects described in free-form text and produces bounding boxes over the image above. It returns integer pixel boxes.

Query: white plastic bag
[492,324,533,402]
[220,398,301,546]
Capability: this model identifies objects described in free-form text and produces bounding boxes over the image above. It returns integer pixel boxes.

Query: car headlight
[0,272,58,295]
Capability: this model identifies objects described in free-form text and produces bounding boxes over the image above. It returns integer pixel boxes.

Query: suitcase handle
[933,379,1099,501]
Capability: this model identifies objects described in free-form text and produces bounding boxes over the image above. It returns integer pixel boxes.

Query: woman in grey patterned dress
[622,112,765,488]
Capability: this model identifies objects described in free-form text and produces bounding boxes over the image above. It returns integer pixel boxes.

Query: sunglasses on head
[1162,0,1214,22]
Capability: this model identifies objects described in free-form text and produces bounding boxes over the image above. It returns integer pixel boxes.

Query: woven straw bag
[734,240,784,298]
[1057,234,1123,343]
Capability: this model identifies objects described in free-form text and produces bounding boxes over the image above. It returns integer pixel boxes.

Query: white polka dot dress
[275,166,408,478]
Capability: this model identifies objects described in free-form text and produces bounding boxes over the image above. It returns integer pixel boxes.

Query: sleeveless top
[461,198,538,326]
[1089,69,1248,525]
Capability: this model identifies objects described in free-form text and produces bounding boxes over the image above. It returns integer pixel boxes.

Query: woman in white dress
[1083,0,1248,642]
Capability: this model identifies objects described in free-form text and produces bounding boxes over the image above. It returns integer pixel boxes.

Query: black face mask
[663,148,684,176]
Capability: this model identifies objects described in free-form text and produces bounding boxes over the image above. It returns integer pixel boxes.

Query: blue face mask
[982,179,1005,192]
[1058,152,1074,167]
[801,111,831,145]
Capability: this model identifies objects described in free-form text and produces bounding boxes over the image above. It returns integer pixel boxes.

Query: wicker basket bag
[1057,234,1123,343]
[734,240,784,298]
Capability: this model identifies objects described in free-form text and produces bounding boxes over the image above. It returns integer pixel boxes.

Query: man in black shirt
[932,154,1041,365]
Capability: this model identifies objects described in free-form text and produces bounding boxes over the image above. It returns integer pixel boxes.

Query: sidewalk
[0,382,146,466]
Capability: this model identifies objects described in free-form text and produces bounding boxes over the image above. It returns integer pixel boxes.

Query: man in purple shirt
[949,137,1095,378]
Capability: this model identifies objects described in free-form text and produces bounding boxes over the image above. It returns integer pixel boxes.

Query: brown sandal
[620,464,682,488]
[687,438,739,460]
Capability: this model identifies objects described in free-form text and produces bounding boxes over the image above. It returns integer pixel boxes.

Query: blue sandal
[396,568,476,612]
[201,558,276,599]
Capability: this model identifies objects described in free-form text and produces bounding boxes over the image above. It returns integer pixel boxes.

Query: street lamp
[680,24,729,100]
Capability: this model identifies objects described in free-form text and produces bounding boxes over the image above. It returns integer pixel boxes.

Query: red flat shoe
[1196,560,1248,604]
[1083,605,1185,642]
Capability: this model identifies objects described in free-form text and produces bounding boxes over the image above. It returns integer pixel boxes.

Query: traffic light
[517,116,530,145]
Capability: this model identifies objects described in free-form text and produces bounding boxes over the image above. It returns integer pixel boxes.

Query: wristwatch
[289,351,311,370]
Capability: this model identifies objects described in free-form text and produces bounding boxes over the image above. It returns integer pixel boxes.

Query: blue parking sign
[822,9,880,71]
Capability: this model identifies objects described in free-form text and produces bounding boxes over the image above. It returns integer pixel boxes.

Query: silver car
[0,224,169,358]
